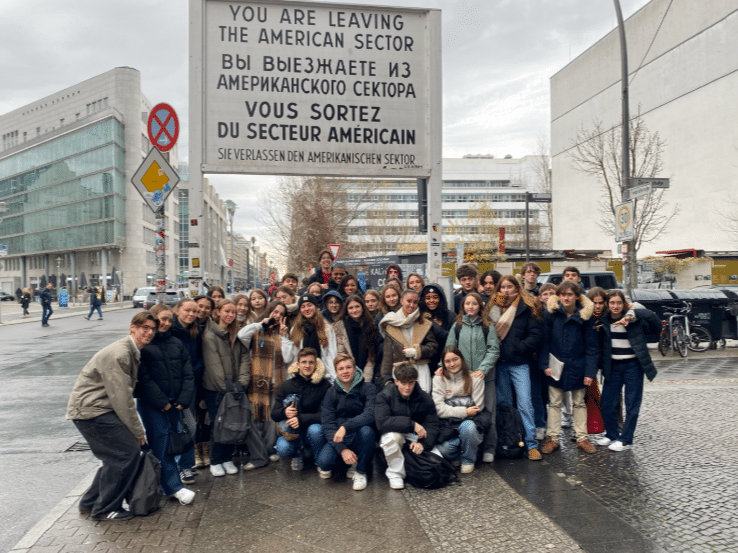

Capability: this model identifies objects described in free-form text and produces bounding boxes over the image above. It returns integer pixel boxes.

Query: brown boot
[193,443,204,469]
[577,438,596,454]
[201,442,211,466]
[541,437,560,454]
[527,448,542,461]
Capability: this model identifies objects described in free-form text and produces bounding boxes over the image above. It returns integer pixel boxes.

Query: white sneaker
[608,440,631,452]
[535,428,546,441]
[222,461,239,474]
[291,457,300,471]
[210,464,225,477]
[244,462,256,471]
[352,473,367,491]
[389,478,404,490]
[269,454,280,462]
[461,464,475,474]
[482,452,495,463]
[318,468,333,479]
[172,488,195,505]
[346,463,357,479]
[596,437,612,446]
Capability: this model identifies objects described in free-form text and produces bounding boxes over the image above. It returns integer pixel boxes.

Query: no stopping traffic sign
[147,103,179,152]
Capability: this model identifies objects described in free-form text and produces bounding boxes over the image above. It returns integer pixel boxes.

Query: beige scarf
[490,294,520,342]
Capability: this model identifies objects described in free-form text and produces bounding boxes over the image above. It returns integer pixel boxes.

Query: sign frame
[615,201,634,242]
[147,103,180,152]
[131,147,181,213]
[624,183,652,202]
[193,0,440,178]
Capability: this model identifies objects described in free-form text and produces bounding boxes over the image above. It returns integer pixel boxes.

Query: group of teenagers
[66,253,661,519]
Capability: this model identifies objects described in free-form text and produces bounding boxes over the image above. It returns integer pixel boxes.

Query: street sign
[632,177,669,189]
[131,147,181,213]
[527,193,552,203]
[624,183,652,202]
[615,201,634,242]
[328,244,341,259]
[147,103,179,152]
[228,258,234,267]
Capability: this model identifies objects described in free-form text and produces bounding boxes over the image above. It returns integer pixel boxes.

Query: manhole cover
[65,441,90,452]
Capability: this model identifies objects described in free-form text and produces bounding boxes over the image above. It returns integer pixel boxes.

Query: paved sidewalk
[0,301,132,326]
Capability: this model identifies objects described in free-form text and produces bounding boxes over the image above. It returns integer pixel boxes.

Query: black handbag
[128,448,167,516]
[213,380,252,445]
[167,410,195,456]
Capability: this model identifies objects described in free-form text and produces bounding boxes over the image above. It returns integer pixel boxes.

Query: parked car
[538,271,621,292]
[0,291,15,301]
[144,289,187,310]
[132,287,156,308]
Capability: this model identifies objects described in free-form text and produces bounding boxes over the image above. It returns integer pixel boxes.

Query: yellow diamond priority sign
[131,147,180,213]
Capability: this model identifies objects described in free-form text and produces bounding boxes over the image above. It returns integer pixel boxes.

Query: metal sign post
[525,193,552,262]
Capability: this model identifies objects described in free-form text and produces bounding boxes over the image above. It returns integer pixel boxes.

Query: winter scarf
[379,307,420,337]
[248,327,286,422]
[490,293,520,342]
[345,317,369,370]
[302,320,322,357]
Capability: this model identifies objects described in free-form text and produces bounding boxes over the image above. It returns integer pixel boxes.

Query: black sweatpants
[73,412,141,517]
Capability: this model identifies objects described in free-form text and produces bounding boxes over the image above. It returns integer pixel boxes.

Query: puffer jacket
[136,330,195,411]
[539,295,598,391]
[271,359,331,431]
[375,382,441,450]
[202,319,251,393]
[171,316,204,380]
[321,369,377,453]
[600,309,661,382]
[445,315,499,377]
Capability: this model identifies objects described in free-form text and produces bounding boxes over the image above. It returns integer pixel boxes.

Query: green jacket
[445,315,499,379]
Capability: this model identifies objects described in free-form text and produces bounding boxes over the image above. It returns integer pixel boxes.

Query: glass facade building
[0,117,126,256]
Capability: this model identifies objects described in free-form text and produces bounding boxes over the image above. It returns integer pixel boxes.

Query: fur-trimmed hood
[546,293,594,321]
[287,357,327,384]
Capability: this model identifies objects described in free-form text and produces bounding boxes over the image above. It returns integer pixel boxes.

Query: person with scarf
[432,346,488,474]
[281,293,338,382]
[237,299,289,469]
[334,295,379,383]
[322,290,344,325]
[317,354,377,490]
[485,275,543,461]
[375,284,401,327]
[538,281,598,456]
[233,293,251,328]
[379,288,438,392]
[135,304,196,505]
[585,287,609,436]
[307,249,335,290]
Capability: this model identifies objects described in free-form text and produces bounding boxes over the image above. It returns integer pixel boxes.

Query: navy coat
[136,330,195,410]
[539,296,598,391]
[321,370,377,453]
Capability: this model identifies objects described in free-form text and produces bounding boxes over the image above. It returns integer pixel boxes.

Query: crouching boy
[375,362,441,490]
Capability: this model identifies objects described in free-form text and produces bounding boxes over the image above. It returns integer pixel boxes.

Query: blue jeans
[436,420,483,465]
[601,360,644,445]
[137,403,186,496]
[496,362,538,451]
[42,304,53,325]
[275,423,325,460]
[87,304,103,318]
[316,426,376,475]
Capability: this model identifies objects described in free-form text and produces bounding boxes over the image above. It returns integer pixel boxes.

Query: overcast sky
[0,0,650,258]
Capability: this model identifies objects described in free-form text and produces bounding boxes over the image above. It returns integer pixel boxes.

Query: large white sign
[196,0,439,177]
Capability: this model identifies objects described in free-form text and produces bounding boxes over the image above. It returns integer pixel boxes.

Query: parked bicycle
[658,301,712,357]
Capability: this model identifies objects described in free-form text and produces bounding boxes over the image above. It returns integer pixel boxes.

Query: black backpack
[128,449,167,516]
[495,404,526,459]
[402,445,459,489]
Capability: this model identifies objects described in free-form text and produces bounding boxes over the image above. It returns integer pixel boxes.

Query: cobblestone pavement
[497,373,738,553]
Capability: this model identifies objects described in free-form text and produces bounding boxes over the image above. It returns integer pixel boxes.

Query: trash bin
[629,289,678,321]
[668,289,729,341]
[711,288,738,341]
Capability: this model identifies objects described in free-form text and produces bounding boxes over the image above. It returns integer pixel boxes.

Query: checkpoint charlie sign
[194,0,439,177]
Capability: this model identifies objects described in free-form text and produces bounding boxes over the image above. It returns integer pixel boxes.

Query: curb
[0,304,132,326]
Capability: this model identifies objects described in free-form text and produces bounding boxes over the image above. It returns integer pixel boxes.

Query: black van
[537,271,621,292]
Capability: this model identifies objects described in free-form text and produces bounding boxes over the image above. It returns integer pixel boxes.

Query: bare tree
[258,177,376,273]
[715,193,738,245]
[568,108,679,260]
[529,133,553,248]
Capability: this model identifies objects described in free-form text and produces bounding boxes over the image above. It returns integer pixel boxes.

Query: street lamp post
[525,193,552,262]
[0,201,8,323]
[225,200,237,295]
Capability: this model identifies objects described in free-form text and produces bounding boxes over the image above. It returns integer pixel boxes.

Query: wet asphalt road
[0,308,136,553]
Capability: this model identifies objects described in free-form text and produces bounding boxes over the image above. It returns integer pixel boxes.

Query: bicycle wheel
[674,323,688,357]
[687,325,712,352]
[658,329,669,356]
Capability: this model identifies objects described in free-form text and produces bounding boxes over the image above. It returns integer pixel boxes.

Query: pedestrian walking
[41,283,53,327]
[65,311,157,520]
[85,287,103,320]
[20,287,31,317]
